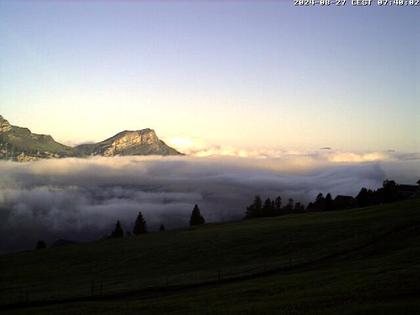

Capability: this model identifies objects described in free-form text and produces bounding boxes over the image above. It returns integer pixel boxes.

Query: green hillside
[1,199,420,314]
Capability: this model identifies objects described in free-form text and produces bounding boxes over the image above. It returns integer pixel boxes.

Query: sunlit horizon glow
[0,1,418,152]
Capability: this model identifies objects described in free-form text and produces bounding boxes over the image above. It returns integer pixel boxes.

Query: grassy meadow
[1,199,420,314]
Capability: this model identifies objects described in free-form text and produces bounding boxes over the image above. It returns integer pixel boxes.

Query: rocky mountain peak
[115,129,159,144]
[0,115,182,160]
[100,128,162,156]
[0,115,12,133]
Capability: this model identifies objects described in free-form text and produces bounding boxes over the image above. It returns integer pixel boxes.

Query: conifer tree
[262,198,273,216]
[284,198,294,211]
[111,220,124,238]
[133,211,147,235]
[294,202,304,212]
[190,204,205,226]
[274,196,282,210]
[325,193,333,211]
[383,179,398,203]
[356,188,369,207]
[313,193,325,211]
[245,195,262,218]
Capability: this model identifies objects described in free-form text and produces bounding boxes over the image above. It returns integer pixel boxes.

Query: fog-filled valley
[1,152,419,253]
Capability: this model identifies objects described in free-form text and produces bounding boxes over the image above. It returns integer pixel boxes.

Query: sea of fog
[1,153,419,253]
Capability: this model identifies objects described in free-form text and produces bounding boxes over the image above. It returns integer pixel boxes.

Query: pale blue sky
[0,0,418,151]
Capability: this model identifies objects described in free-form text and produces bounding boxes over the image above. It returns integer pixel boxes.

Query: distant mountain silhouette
[0,115,182,161]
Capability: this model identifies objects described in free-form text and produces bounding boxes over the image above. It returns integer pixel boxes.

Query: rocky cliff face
[0,115,182,161]
[75,129,181,157]
[0,116,12,133]
[0,115,75,161]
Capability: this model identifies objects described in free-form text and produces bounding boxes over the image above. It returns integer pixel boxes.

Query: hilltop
[0,115,181,161]
[1,198,419,314]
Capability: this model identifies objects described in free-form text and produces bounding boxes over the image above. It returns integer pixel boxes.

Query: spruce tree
[273,196,283,215]
[313,193,325,211]
[133,211,147,235]
[190,204,205,226]
[325,193,333,211]
[262,198,273,217]
[356,188,369,207]
[245,195,262,218]
[286,198,294,211]
[383,179,398,203]
[111,220,124,238]
[294,202,304,212]
[274,196,282,209]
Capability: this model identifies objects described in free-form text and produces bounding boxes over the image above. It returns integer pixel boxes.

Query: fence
[0,255,306,308]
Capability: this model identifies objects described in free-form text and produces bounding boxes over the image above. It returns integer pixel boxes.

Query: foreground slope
[1,199,419,314]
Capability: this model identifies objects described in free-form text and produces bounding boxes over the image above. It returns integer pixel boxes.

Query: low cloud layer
[1,152,419,253]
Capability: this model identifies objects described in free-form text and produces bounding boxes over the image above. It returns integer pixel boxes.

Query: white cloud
[0,153,419,253]
[167,137,400,162]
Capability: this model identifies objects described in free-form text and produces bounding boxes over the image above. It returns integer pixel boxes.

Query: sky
[0,0,418,152]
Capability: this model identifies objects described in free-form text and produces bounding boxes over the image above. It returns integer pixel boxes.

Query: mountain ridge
[0,115,182,161]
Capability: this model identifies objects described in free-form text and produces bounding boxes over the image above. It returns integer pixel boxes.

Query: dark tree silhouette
[383,179,398,203]
[160,224,166,232]
[294,202,305,212]
[246,194,305,218]
[285,198,294,211]
[325,193,333,211]
[246,195,262,218]
[111,220,124,238]
[307,202,314,210]
[313,193,325,211]
[316,193,324,202]
[274,196,282,210]
[262,198,273,216]
[190,204,205,226]
[356,188,369,207]
[36,240,46,250]
[133,211,147,235]
[243,178,417,220]
[417,180,420,198]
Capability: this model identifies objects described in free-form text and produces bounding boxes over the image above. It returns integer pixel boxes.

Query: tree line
[109,204,206,239]
[36,204,207,248]
[245,179,420,219]
[245,195,305,219]
[35,179,419,249]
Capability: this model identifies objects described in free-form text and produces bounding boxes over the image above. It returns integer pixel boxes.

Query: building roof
[398,185,418,192]
[334,195,355,201]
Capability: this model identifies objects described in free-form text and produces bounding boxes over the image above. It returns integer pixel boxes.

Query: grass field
[1,199,420,314]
